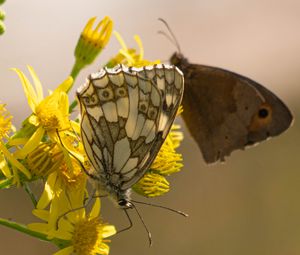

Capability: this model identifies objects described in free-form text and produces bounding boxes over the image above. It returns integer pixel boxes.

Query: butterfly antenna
[131,199,188,217]
[158,18,182,54]
[131,203,152,246]
[157,30,177,49]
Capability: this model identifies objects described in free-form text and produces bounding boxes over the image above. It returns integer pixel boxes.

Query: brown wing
[180,63,293,163]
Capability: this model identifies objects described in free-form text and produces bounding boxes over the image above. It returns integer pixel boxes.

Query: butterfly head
[170,52,189,70]
[118,199,133,209]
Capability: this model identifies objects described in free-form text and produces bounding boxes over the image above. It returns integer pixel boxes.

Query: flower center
[38,111,61,131]
[72,218,104,255]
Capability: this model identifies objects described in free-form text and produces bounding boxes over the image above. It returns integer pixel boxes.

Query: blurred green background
[0,1,299,254]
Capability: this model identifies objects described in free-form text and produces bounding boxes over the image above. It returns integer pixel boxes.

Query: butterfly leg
[117,208,133,234]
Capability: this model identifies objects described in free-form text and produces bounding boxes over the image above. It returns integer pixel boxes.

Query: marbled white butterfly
[77,64,184,209]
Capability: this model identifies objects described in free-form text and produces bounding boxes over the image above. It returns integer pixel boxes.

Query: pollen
[37,111,62,131]
[72,218,108,255]
[0,103,12,139]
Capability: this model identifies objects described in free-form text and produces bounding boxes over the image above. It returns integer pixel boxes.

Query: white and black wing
[77,64,184,193]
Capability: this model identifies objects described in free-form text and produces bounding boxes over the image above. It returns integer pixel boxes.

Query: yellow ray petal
[54,77,73,94]
[102,225,117,238]
[53,246,74,255]
[32,209,50,221]
[89,198,101,219]
[0,153,11,178]
[12,68,39,112]
[27,223,49,234]
[0,141,31,179]
[27,65,44,102]
[134,35,144,60]
[36,172,58,209]
[113,30,128,51]
[14,126,45,159]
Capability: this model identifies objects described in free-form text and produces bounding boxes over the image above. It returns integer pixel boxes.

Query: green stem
[70,60,84,82]
[69,100,78,113]
[0,178,12,189]
[70,65,80,81]
[0,218,68,248]
[24,182,37,207]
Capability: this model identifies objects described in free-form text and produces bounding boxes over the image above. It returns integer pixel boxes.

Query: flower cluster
[0,16,184,255]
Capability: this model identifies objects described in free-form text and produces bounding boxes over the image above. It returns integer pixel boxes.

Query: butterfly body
[170,52,293,163]
[77,64,184,207]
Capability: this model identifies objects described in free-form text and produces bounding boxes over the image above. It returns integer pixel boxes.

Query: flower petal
[12,68,39,112]
[102,225,117,238]
[134,35,143,60]
[14,126,45,159]
[0,141,31,179]
[58,218,74,233]
[36,172,58,209]
[52,246,74,255]
[51,229,73,240]
[96,242,110,255]
[89,198,101,219]
[27,223,49,234]
[32,209,50,221]
[0,153,11,178]
[113,31,128,51]
[54,77,73,94]
[27,65,44,102]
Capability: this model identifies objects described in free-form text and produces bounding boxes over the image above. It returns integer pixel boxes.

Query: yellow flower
[132,172,169,197]
[167,124,184,149]
[0,151,11,178]
[12,66,73,160]
[107,31,160,68]
[29,198,116,255]
[32,155,87,235]
[71,16,113,79]
[133,124,184,198]
[0,20,5,36]
[0,103,30,180]
[0,9,5,21]
[34,123,90,218]
[0,103,12,140]
[26,142,64,178]
[0,103,12,177]
[36,155,87,211]
[151,126,184,176]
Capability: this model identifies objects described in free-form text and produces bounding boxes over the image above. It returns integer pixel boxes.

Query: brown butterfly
[159,18,293,163]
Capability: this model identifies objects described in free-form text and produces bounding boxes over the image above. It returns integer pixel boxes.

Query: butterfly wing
[179,63,293,163]
[120,65,184,190]
[77,64,184,194]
